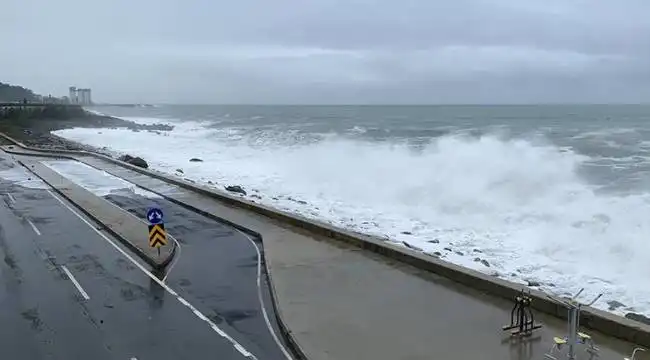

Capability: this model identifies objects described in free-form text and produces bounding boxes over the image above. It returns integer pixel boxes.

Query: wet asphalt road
[105,192,291,360]
[0,153,291,360]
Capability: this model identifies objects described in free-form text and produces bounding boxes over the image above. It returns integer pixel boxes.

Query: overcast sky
[2,0,650,104]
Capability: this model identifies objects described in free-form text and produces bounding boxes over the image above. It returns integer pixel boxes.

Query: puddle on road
[41,160,162,199]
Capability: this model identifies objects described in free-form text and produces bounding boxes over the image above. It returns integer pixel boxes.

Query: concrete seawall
[2,132,650,348]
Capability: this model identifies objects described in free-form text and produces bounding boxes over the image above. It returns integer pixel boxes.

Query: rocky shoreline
[0,110,172,154]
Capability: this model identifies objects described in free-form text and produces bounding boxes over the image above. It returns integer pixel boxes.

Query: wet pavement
[104,193,291,360]
[0,151,291,360]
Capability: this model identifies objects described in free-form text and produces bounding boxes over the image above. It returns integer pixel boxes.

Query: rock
[207,181,214,185]
[481,259,490,267]
[473,249,482,253]
[176,168,184,174]
[626,313,650,326]
[251,194,262,199]
[428,239,440,244]
[401,231,412,235]
[474,257,481,262]
[225,185,247,195]
[443,247,452,252]
[189,158,203,162]
[272,197,279,200]
[130,157,148,168]
[454,251,464,256]
[402,241,423,252]
[527,280,541,287]
[118,154,148,169]
[433,251,442,257]
[607,300,626,311]
[118,154,134,162]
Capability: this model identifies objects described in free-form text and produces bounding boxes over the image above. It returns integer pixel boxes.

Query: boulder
[225,185,247,195]
[118,154,134,162]
[128,157,148,169]
[189,158,203,162]
[118,154,148,169]
[626,313,650,326]
[176,168,184,174]
[607,300,625,311]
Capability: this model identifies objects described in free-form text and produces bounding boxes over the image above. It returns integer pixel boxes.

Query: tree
[0,82,38,102]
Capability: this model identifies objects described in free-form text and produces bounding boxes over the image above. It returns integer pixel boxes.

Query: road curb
[2,132,650,348]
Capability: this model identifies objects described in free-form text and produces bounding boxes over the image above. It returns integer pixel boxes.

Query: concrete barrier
[14,157,176,270]
[2,132,650,347]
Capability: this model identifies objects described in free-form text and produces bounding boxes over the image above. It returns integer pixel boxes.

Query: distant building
[68,86,93,105]
[69,86,77,104]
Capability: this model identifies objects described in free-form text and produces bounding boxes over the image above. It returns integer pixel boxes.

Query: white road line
[46,189,256,359]
[27,219,41,236]
[7,193,16,204]
[235,229,294,360]
[61,265,90,300]
[88,193,182,282]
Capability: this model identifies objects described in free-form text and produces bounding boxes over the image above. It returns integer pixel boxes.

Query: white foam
[0,167,49,189]
[53,123,650,317]
[119,116,175,126]
[84,108,107,116]
[41,160,161,199]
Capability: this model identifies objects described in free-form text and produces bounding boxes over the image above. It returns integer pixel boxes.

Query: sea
[54,104,650,317]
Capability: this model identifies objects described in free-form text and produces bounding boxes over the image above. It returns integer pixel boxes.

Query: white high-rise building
[68,87,93,105]
[69,86,78,104]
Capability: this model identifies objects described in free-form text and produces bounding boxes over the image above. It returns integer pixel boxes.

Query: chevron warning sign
[148,223,168,248]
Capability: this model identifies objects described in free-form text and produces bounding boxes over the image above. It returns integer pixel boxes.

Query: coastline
[4,135,650,350]
[4,109,650,324]
[0,109,172,153]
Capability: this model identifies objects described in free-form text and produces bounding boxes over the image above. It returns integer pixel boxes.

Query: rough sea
[54,104,650,317]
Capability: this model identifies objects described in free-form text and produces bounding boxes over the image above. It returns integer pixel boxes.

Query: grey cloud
[1,0,650,103]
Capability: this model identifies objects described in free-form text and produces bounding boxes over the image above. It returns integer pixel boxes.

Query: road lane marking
[47,189,256,359]
[235,229,294,360]
[27,219,41,236]
[7,193,16,204]
[88,195,182,282]
[63,166,292,358]
[62,265,90,300]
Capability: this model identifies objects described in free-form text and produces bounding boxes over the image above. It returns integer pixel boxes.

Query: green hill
[0,82,38,102]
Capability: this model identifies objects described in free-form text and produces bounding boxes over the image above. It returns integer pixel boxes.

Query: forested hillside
[0,82,37,102]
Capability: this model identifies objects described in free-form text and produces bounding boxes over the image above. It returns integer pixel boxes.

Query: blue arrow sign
[146,207,164,225]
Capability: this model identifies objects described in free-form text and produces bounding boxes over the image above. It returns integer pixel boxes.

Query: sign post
[146,207,167,255]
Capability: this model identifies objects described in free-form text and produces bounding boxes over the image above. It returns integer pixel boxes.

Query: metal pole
[568,304,577,360]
